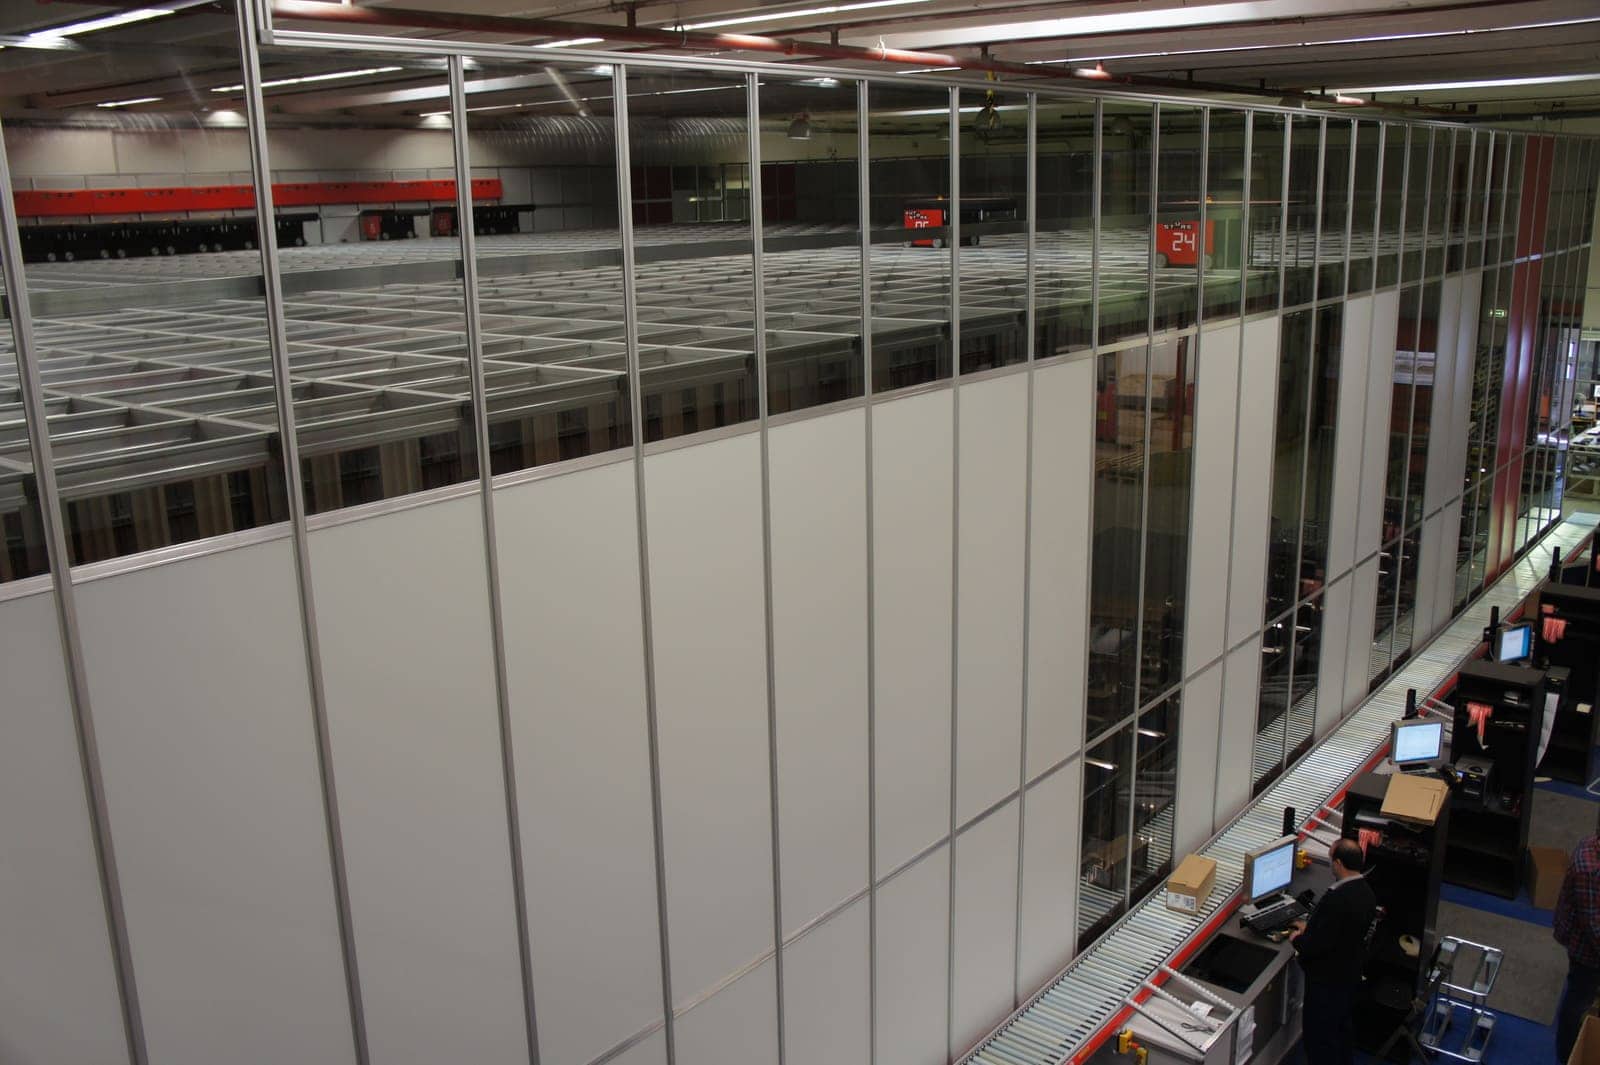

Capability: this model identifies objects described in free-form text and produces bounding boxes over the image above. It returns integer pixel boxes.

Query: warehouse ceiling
[0,0,1596,125]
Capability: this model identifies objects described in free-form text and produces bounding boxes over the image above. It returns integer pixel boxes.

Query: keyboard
[1241,897,1309,937]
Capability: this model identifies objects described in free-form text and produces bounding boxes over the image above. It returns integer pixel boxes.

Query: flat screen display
[1393,719,1444,764]
[1497,623,1532,663]
[1246,839,1296,902]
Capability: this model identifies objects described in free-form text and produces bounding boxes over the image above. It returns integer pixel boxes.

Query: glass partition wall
[3,13,1594,969]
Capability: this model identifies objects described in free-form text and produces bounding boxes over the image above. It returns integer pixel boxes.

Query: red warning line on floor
[14,178,504,217]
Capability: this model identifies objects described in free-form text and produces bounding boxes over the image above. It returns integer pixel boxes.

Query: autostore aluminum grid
[0,214,1434,517]
[959,512,1598,1065]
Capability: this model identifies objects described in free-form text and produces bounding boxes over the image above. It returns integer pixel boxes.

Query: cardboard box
[1531,845,1570,911]
[1569,1013,1600,1065]
[1166,853,1218,915]
[1381,773,1448,825]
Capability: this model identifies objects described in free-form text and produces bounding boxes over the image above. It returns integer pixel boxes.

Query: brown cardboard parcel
[1531,845,1570,911]
[1380,773,1448,825]
[1166,853,1218,915]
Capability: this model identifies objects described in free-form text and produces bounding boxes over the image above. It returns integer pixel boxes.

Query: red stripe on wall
[14,178,504,218]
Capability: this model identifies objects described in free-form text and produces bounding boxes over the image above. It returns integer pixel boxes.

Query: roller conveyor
[957,513,1599,1065]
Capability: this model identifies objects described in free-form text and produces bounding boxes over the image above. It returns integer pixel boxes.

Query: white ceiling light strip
[96,96,163,108]
[28,7,174,40]
[210,66,405,93]
[1026,13,1600,67]
[682,0,932,32]
[1337,72,1600,94]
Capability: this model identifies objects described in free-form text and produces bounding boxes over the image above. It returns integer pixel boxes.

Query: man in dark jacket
[1288,838,1378,1065]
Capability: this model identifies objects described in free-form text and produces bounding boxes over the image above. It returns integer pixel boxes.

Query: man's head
[1330,838,1364,878]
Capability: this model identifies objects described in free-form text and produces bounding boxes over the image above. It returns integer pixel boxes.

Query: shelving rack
[1445,660,1546,898]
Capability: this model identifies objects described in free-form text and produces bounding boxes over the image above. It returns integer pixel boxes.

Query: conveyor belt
[959,512,1598,1065]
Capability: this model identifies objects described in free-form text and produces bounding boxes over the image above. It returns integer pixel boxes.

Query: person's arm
[1291,893,1342,962]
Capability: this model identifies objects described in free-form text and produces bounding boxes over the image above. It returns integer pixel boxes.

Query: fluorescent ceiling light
[892,103,1027,117]
[30,7,173,39]
[96,96,162,108]
[899,66,959,74]
[683,0,930,32]
[1337,72,1600,94]
[1026,13,1600,68]
[418,80,734,117]
[211,66,404,93]
[538,37,603,48]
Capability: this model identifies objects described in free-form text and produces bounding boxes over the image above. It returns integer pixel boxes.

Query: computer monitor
[1243,836,1297,904]
[1496,622,1533,664]
[1392,718,1444,767]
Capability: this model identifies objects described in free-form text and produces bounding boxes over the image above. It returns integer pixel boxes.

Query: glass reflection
[628,68,758,442]
[10,34,292,563]
[1319,119,1353,297]
[1349,121,1382,294]
[0,231,50,582]
[1245,113,1285,314]
[758,74,863,412]
[1153,105,1201,333]
[1088,344,1148,736]
[283,61,476,513]
[1034,99,1096,357]
[1377,125,1406,287]
[957,86,1027,373]
[1080,723,1133,946]
[1283,116,1320,308]
[1254,611,1292,792]
[1099,102,1153,344]
[1286,596,1322,762]
[462,60,632,473]
[1204,110,1247,319]
[1129,696,1179,902]
[1299,305,1342,587]
[868,83,952,391]
[1141,332,1195,698]
[1400,127,1429,282]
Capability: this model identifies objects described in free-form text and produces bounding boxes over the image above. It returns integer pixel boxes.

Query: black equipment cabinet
[1535,582,1600,784]
[1343,771,1450,1061]
[1444,660,1547,898]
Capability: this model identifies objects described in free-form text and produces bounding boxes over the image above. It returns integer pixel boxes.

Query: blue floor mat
[1356,1008,1555,1064]
[1439,882,1555,928]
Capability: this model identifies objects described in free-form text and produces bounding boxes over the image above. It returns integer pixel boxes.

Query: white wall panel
[1434,501,1465,631]
[74,540,356,1065]
[1316,576,1353,737]
[957,374,1029,824]
[1328,296,1374,578]
[1359,290,1401,561]
[1185,322,1243,673]
[873,389,955,873]
[769,410,870,936]
[1452,272,1485,484]
[1215,642,1262,827]
[494,462,664,1065]
[0,589,128,1065]
[1423,275,1464,517]
[1226,317,1282,647]
[875,844,950,1065]
[1018,761,1082,994]
[309,496,527,1065]
[609,1031,667,1065]
[952,800,1020,1054]
[644,433,775,1001]
[1174,660,1223,857]
[1414,513,1446,642]
[783,899,870,1065]
[1344,558,1381,715]
[1025,359,1094,780]
[673,961,779,1065]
